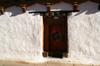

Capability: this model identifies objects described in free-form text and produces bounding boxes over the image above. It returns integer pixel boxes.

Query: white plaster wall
[68,1,100,63]
[0,3,46,61]
[0,1,100,63]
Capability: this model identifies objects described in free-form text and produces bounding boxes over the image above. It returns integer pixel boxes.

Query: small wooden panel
[43,52,48,57]
[63,53,68,57]
[49,51,62,58]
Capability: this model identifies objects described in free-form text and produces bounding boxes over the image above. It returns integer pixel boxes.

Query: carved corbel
[47,3,51,11]
[74,2,78,10]
[20,5,26,13]
[0,7,4,14]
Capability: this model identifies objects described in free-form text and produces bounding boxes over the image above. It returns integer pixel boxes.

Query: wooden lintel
[29,10,79,14]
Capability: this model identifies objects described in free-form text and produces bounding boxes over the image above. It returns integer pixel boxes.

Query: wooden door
[49,25,63,58]
[43,18,68,58]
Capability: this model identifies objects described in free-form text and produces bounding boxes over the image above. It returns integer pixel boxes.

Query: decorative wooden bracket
[22,5,26,13]
[20,5,26,13]
[73,2,78,10]
[47,3,51,11]
[0,7,4,14]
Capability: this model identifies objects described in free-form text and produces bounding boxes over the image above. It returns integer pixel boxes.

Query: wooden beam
[29,10,79,14]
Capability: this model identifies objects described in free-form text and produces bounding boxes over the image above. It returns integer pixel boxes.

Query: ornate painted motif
[50,31,61,42]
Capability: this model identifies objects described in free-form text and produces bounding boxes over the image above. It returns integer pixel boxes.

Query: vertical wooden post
[74,2,78,10]
[47,3,51,11]
[22,5,26,13]
[0,7,4,14]
[42,17,44,53]
[66,16,69,53]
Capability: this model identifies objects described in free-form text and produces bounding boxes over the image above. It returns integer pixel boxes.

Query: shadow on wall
[27,3,47,12]
[27,3,47,16]
[75,1,99,16]
[50,2,73,11]
[0,2,99,16]
[4,6,23,17]
[0,3,47,17]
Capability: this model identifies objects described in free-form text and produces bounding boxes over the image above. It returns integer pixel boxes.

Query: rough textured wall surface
[0,2,100,63]
[68,1,100,63]
[0,4,46,61]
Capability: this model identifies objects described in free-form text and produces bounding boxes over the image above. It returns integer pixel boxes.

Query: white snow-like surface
[0,1,100,63]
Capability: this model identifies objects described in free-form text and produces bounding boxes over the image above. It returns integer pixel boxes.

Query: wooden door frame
[42,17,69,57]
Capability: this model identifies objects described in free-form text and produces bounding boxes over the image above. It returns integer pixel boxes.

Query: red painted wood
[47,7,50,11]
[74,5,78,10]
[0,10,4,14]
[22,8,26,13]
[49,25,62,52]
[74,2,78,10]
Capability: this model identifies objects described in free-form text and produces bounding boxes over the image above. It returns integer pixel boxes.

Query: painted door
[49,25,62,52]
[43,18,68,58]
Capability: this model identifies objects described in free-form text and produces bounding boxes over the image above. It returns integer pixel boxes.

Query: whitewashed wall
[68,1,100,63]
[0,1,100,63]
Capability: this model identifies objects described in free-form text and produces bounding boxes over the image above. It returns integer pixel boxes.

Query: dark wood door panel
[49,25,62,52]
